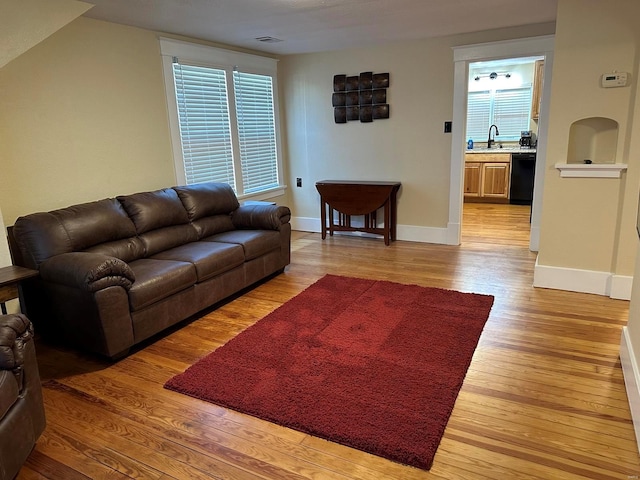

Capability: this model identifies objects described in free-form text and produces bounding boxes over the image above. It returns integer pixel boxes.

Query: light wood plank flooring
[21,204,640,479]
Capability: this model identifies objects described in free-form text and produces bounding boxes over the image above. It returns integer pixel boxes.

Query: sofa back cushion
[191,215,236,238]
[12,199,138,268]
[118,188,189,235]
[174,182,240,221]
[139,224,199,256]
[117,188,199,256]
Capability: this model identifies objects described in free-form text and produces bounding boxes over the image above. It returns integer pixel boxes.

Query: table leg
[383,199,390,246]
[390,188,398,241]
[320,197,327,239]
[329,208,335,236]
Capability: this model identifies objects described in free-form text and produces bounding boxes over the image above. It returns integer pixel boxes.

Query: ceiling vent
[255,36,283,43]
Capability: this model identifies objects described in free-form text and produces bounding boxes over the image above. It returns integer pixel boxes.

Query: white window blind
[466,86,532,142]
[233,71,279,194]
[466,90,491,142]
[173,63,235,185]
[493,88,532,139]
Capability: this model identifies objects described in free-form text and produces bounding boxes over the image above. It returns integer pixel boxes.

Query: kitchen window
[160,38,284,199]
[466,86,533,143]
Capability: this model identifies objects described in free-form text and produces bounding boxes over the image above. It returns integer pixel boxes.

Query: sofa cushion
[53,199,138,249]
[139,224,199,257]
[0,371,18,422]
[191,215,235,239]
[128,259,197,311]
[203,230,281,261]
[13,199,137,268]
[118,188,189,235]
[151,241,245,282]
[174,182,240,221]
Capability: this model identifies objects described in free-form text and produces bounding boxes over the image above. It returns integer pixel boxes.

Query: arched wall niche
[567,117,619,164]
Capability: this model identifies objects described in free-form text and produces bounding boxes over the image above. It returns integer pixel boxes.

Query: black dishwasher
[510,152,536,205]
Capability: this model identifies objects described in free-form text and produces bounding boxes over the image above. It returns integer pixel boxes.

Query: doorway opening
[448,35,555,251]
[462,56,543,247]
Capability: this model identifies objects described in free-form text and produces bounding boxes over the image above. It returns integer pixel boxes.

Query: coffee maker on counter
[519,130,536,148]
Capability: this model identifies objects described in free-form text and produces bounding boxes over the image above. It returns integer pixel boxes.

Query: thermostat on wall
[601,72,629,88]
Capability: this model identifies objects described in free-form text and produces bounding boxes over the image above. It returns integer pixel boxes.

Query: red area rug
[165,275,494,470]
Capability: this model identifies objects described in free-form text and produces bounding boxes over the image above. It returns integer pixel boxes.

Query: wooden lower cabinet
[464,162,482,196]
[464,154,510,202]
[482,162,510,198]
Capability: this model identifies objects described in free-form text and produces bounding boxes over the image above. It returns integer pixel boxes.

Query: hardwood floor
[21,204,640,479]
[462,202,532,247]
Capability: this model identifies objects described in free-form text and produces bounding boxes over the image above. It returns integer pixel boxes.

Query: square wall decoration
[333,72,390,124]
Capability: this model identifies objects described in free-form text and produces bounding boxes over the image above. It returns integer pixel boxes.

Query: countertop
[465,147,536,154]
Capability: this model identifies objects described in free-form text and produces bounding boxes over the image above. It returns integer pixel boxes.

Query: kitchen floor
[462,202,531,247]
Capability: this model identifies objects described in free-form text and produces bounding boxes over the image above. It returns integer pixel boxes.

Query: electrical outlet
[296,177,302,187]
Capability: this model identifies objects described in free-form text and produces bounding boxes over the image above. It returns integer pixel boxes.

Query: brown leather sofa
[10,182,291,359]
[0,314,45,480]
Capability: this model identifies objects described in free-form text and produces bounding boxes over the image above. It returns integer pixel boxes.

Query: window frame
[160,37,285,200]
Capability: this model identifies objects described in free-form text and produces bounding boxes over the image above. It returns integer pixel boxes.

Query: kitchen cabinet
[482,163,510,198]
[531,60,544,120]
[464,162,482,196]
[464,154,510,202]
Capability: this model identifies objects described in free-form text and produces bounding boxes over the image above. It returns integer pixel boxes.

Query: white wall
[0,0,92,68]
[279,24,555,241]
[0,18,177,224]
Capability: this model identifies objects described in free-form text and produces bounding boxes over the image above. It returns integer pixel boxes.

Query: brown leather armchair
[0,314,45,480]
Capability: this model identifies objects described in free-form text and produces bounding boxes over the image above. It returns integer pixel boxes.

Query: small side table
[0,266,39,314]
[315,180,401,246]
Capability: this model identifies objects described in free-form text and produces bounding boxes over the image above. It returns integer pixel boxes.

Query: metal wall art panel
[333,71,390,124]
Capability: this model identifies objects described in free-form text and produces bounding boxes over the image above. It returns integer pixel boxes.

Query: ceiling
[83,0,558,55]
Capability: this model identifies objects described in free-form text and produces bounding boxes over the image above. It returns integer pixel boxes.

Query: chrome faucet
[487,124,499,148]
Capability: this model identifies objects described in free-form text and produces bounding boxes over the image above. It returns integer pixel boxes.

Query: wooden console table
[316,180,401,246]
[0,265,39,314]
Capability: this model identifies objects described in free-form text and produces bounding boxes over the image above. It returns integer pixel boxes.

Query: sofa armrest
[0,313,33,370]
[232,204,291,230]
[39,252,135,293]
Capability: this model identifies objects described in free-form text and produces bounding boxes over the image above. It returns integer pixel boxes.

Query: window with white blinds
[173,64,235,186]
[466,86,532,142]
[233,71,279,194]
[160,38,283,199]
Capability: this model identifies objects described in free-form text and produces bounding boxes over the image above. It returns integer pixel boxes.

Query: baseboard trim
[620,327,640,453]
[533,258,632,300]
[611,275,634,300]
[291,217,321,233]
[529,225,540,252]
[291,216,450,245]
[397,224,450,244]
[533,258,612,296]
[446,222,461,246]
